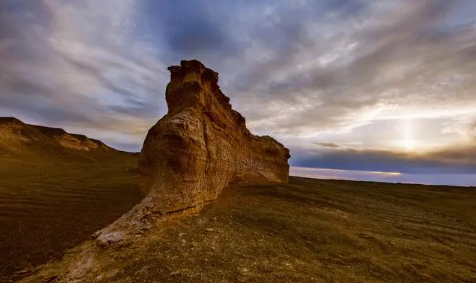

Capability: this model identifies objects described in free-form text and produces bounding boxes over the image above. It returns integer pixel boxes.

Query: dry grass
[1,160,476,282]
[93,177,476,283]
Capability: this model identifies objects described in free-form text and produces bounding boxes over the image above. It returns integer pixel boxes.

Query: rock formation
[139,60,290,214]
[17,60,290,282]
[94,60,289,244]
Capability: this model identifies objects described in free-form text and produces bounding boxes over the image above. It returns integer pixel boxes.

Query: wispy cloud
[0,0,475,184]
[0,0,166,146]
[314,142,341,149]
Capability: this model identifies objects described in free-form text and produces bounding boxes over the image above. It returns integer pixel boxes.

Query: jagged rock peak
[139,59,290,212]
[165,60,246,125]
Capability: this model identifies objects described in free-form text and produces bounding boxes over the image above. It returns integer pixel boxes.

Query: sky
[1,0,476,186]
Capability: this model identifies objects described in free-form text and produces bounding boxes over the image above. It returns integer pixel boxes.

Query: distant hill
[0,117,137,163]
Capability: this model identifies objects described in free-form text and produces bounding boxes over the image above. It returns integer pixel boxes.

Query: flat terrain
[2,162,476,282]
[0,160,142,283]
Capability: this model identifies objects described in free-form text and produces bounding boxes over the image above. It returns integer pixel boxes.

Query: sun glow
[401,116,416,151]
[403,137,415,150]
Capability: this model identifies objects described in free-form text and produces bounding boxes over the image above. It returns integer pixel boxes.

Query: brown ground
[0,160,142,283]
[1,161,476,282]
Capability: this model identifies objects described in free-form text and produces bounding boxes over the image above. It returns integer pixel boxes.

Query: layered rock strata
[94,60,290,243]
[138,60,290,215]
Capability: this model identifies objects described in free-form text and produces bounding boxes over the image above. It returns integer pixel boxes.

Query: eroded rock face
[93,60,289,246]
[139,60,290,215]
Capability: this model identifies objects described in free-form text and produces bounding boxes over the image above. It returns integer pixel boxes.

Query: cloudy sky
[1,0,476,186]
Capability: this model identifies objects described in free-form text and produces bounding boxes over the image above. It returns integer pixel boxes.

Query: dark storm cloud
[142,0,242,63]
[292,145,476,175]
[291,167,476,187]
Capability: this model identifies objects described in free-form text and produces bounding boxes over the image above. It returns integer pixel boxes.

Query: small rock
[240,268,249,274]
[13,269,31,275]
[45,275,59,283]
[170,271,181,276]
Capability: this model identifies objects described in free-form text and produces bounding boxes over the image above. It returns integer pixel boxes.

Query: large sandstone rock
[93,60,289,245]
[139,60,290,215]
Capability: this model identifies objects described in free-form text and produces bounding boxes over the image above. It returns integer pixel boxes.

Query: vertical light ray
[403,116,414,150]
